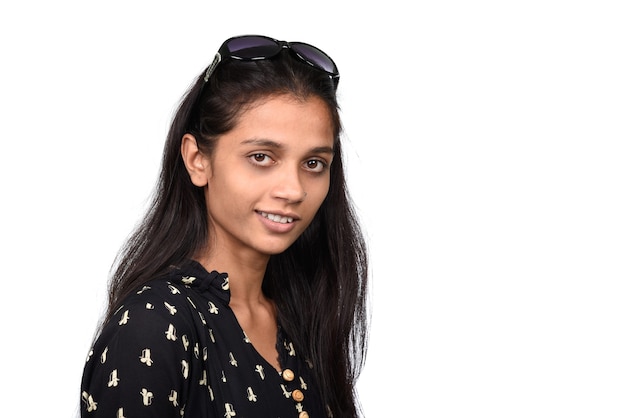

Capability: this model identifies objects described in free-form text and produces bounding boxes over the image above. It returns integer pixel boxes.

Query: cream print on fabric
[80,263,322,417]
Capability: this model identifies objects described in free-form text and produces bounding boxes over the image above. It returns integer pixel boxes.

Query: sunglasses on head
[203,35,340,88]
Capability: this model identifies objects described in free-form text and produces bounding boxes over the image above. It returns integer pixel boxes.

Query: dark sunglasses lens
[226,36,281,59]
[291,43,337,74]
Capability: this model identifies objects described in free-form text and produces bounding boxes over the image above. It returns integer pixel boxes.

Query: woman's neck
[194,245,270,307]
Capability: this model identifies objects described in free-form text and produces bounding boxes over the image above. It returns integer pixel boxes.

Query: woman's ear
[181,134,211,187]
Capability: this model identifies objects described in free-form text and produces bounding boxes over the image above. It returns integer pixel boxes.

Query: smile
[258,211,294,224]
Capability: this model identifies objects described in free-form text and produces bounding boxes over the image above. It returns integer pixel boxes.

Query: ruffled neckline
[169,259,231,304]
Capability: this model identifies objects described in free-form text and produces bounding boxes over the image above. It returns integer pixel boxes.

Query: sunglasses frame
[203,35,340,88]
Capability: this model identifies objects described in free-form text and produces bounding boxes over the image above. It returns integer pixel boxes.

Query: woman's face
[193,94,335,260]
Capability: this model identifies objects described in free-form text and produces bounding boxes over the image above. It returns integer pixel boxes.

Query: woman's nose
[270,167,307,203]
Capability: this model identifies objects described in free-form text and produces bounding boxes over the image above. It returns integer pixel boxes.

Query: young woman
[80,34,369,418]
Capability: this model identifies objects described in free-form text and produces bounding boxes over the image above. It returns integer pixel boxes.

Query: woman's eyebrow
[310,146,335,155]
[240,138,283,149]
[240,139,334,155]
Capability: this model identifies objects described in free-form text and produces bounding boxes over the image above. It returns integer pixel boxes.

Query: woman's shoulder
[95,277,194,353]
[81,275,204,417]
[102,261,230,336]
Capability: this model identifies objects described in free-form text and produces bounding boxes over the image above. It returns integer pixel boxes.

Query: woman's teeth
[259,211,294,224]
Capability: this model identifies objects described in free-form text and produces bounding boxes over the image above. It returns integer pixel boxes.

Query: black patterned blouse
[80,260,324,418]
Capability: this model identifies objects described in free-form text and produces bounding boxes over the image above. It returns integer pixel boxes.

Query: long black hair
[104,46,369,418]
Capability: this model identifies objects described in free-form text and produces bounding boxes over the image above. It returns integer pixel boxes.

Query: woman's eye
[249,153,273,166]
[305,159,327,173]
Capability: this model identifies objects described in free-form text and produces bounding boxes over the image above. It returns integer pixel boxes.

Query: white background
[1,1,625,417]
